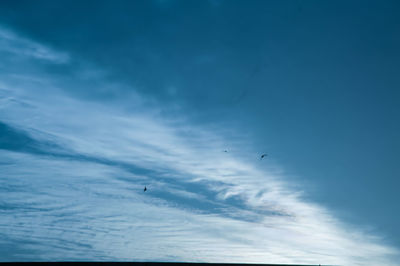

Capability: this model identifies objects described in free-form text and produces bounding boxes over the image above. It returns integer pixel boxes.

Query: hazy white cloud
[0,25,399,265]
[0,26,69,64]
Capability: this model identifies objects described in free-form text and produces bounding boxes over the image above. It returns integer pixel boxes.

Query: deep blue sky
[0,0,399,263]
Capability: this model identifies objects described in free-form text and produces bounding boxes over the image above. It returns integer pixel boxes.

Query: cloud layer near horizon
[0,25,398,265]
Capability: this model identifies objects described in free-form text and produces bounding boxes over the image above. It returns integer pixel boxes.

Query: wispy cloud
[0,25,398,265]
[0,26,69,64]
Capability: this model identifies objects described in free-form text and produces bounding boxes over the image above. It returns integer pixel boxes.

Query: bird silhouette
[144,186,147,192]
[260,153,267,159]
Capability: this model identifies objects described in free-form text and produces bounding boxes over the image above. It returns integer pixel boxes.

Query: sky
[0,0,399,265]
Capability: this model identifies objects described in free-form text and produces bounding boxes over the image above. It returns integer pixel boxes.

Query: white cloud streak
[0,26,69,64]
[0,25,398,265]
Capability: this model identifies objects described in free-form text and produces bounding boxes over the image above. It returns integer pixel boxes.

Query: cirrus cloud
[0,25,398,265]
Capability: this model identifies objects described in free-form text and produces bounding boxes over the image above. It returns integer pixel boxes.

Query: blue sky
[0,0,399,264]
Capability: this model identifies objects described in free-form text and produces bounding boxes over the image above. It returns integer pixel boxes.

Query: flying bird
[260,153,267,159]
[223,150,228,153]
[144,186,147,192]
